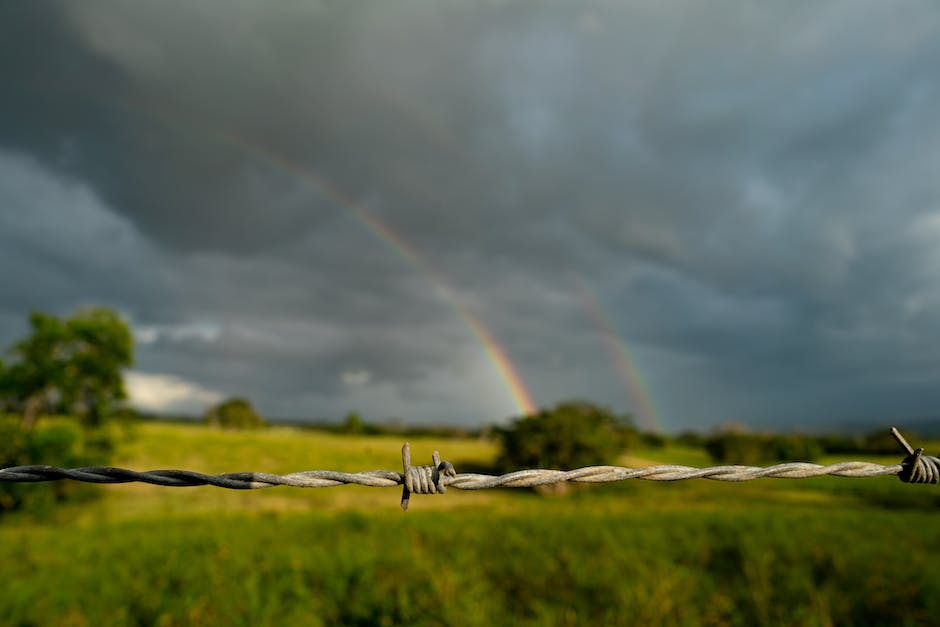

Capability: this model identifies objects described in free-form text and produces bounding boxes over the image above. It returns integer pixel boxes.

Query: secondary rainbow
[574,277,664,432]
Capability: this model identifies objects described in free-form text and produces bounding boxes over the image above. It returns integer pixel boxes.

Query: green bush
[675,430,706,448]
[495,400,627,472]
[705,433,764,465]
[705,432,823,465]
[768,435,823,462]
[204,397,267,430]
[640,431,667,449]
[0,417,110,515]
[815,433,864,454]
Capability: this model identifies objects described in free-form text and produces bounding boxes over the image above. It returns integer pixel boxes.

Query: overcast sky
[3,1,940,431]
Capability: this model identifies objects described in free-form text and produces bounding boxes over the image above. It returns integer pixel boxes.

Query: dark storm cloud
[3,0,940,427]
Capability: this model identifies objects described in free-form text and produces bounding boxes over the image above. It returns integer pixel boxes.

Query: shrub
[640,431,668,449]
[767,434,823,462]
[816,433,864,454]
[675,431,705,448]
[0,416,110,515]
[495,400,628,472]
[705,432,766,465]
[705,432,822,465]
[204,398,266,430]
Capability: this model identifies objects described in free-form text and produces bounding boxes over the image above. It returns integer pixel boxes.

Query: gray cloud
[3,1,940,429]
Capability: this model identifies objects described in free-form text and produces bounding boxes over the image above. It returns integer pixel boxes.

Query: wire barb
[400,443,457,511]
[892,426,939,484]
[0,429,933,509]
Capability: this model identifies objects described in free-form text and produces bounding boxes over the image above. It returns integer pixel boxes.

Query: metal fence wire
[1,427,936,510]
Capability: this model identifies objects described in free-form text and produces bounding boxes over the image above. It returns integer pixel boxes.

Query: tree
[1,308,133,429]
[60,308,134,427]
[2,313,67,428]
[495,400,629,473]
[204,397,266,430]
[0,307,130,514]
[340,411,364,434]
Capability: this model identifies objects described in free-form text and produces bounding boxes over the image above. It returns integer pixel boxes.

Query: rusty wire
[0,427,936,510]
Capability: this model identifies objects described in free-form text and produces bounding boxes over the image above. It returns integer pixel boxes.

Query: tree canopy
[495,400,631,473]
[204,397,267,430]
[1,308,133,429]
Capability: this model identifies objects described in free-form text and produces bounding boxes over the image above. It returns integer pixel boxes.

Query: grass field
[1,422,938,626]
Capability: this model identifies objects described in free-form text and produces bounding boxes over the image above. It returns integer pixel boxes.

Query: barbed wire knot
[891,427,939,484]
[400,442,456,511]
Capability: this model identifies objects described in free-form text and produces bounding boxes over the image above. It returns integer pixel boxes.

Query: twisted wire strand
[446,461,905,488]
[0,460,906,490]
[0,466,402,489]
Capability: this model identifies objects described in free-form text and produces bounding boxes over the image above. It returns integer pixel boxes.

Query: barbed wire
[1,427,936,510]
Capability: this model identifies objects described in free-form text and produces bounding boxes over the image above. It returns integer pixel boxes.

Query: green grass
[1,422,938,626]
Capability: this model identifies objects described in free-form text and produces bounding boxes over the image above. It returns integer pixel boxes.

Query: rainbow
[125,101,539,417]
[573,277,664,432]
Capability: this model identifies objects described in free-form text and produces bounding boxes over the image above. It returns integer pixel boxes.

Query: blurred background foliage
[0,416,113,515]
[494,400,630,472]
[203,397,267,430]
[0,308,131,515]
[0,308,132,429]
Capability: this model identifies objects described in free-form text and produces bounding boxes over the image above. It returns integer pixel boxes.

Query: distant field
[1,422,938,626]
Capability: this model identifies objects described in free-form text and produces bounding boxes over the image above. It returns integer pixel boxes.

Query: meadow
[1,422,938,626]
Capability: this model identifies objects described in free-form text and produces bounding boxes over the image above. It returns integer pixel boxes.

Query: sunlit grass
[8,421,931,526]
[2,422,938,625]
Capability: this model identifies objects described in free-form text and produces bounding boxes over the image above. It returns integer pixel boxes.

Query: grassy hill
[1,422,938,626]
